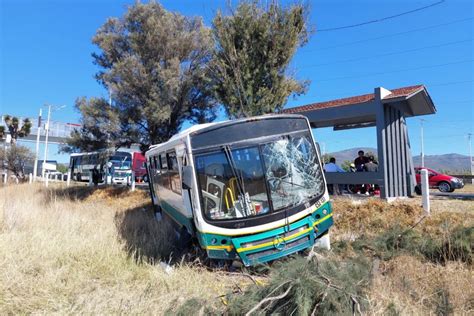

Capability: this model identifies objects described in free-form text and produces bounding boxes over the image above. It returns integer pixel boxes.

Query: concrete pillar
[374,87,391,199]
[131,171,136,191]
[421,169,430,215]
[67,169,71,186]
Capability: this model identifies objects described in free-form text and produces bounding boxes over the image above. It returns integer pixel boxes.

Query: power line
[316,59,474,82]
[300,17,473,52]
[301,39,472,69]
[429,80,474,87]
[300,80,474,100]
[317,0,446,32]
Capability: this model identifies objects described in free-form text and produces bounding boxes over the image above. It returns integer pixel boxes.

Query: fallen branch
[217,271,268,286]
[351,295,362,316]
[245,282,293,316]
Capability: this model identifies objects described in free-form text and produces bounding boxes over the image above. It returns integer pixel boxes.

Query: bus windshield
[195,133,324,221]
[110,153,132,170]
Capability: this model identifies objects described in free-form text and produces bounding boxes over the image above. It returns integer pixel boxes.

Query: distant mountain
[326,147,470,173]
[412,153,470,173]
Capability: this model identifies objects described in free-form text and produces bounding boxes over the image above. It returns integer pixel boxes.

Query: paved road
[431,192,474,200]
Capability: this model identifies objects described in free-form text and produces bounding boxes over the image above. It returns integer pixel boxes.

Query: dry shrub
[331,198,422,240]
[368,255,474,315]
[331,198,474,241]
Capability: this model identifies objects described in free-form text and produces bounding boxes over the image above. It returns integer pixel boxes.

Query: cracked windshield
[195,133,324,220]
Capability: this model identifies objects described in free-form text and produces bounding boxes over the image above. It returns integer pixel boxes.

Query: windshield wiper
[223,145,249,217]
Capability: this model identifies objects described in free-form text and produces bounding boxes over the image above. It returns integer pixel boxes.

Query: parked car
[414,167,464,194]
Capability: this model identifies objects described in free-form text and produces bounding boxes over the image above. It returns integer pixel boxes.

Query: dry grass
[368,255,474,315]
[331,196,474,240]
[1,183,473,314]
[0,183,247,314]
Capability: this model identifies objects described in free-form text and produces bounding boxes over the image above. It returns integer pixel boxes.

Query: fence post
[29,173,33,184]
[131,171,136,191]
[421,169,430,215]
[67,169,71,187]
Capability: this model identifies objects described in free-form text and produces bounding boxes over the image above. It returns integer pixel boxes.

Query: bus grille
[246,236,310,261]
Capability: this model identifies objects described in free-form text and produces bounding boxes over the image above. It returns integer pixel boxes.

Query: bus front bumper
[201,202,334,266]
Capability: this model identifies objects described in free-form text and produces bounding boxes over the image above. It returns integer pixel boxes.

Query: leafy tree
[62,97,121,153]
[0,145,34,180]
[341,160,353,172]
[3,115,32,144]
[56,163,69,174]
[210,1,310,118]
[68,1,216,153]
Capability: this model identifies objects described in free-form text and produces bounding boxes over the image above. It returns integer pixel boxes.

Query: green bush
[351,225,473,265]
[420,226,473,265]
[227,255,371,315]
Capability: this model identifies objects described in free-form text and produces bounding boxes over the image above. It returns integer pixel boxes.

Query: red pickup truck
[415,167,464,193]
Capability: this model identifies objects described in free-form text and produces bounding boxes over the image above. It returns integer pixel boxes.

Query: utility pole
[419,119,426,168]
[33,108,42,181]
[468,133,473,185]
[41,105,52,179]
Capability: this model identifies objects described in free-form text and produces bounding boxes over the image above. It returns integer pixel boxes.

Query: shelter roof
[281,85,436,129]
[282,85,426,114]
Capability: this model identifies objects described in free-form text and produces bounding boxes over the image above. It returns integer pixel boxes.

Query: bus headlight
[211,238,218,245]
[322,209,327,215]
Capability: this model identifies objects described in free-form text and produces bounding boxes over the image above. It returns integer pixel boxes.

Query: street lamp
[41,104,66,179]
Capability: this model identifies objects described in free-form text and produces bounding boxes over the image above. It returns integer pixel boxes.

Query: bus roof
[146,114,305,155]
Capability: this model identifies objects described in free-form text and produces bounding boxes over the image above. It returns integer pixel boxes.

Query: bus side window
[167,151,181,194]
[159,154,169,189]
[149,157,154,170]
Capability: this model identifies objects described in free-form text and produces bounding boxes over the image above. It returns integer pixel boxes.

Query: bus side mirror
[182,166,193,190]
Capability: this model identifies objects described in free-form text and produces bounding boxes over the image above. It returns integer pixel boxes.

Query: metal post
[45,174,49,187]
[468,133,473,185]
[41,105,52,179]
[131,171,136,191]
[29,173,32,184]
[33,108,42,181]
[88,174,93,187]
[421,168,430,215]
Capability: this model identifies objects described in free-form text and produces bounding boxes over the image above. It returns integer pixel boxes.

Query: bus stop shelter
[282,85,436,199]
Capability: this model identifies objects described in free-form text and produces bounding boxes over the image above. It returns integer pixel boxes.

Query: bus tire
[177,226,192,251]
[76,173,82,182]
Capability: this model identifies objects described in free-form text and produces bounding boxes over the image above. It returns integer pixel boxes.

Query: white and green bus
[145,114,333,266]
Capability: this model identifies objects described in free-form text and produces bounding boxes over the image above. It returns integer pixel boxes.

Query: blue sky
[1,0,473,163]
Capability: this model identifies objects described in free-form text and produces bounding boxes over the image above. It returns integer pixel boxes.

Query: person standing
[354,150,369,171]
